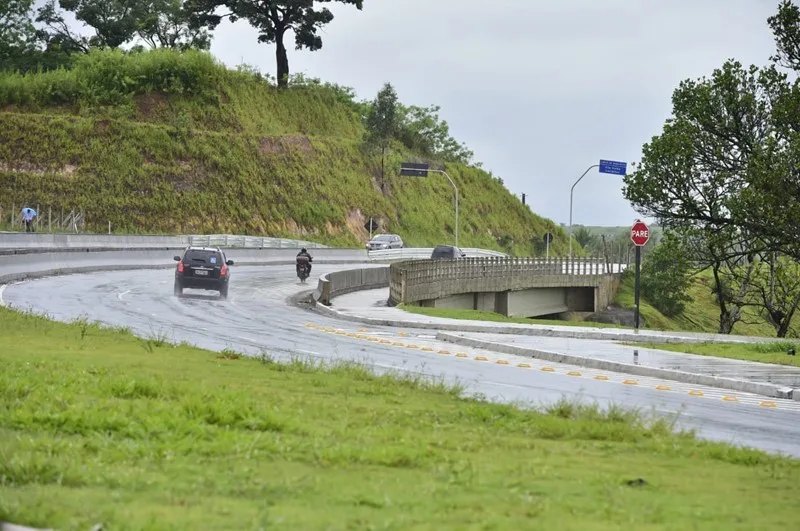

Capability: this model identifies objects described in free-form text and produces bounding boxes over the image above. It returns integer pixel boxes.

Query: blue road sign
[599,159,627,176]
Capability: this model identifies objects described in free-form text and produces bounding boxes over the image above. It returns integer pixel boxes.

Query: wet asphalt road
[3,264,800,457]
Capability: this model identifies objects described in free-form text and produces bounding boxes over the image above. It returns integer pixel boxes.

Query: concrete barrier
[0,247,369,285]
[313,267,390,306]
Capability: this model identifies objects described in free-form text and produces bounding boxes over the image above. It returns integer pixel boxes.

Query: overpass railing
[389,256,616,305]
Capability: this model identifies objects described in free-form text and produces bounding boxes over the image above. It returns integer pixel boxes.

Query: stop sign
[630,220,650,247]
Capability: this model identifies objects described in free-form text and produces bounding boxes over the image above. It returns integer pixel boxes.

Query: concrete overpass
[389,257,622,318]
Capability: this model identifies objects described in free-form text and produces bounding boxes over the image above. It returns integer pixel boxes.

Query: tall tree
[623,61,784,333]
[748,254,800,337]
[0,0,37,68]
[188,0,364,87]
[364,82,399,191]
[36,0,146,50]
[138,0,211,50]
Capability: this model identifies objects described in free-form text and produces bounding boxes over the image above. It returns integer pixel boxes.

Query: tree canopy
[623,0,800,335]
[188,0,363,87]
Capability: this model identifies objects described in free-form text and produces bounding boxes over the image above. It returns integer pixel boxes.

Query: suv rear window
[184,249,223,265]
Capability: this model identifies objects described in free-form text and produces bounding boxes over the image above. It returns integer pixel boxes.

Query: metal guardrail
[0,232,328,249]
[367,247,507,261]
[187,234,328,249]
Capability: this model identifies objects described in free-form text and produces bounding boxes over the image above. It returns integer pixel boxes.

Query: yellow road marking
[517,363,532,368]
[760,401,777,408]
[475,356,489,361]
[656,385,671,391]
[688,390,704,396]
[594,375,609,381]
[541,367,555,372]
[722,396,739,402]
[496,360,509,365]
[567,371,582,377]
[623,379,638,385]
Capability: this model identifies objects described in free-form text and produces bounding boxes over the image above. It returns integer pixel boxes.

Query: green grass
[0,48,571,254]
[625,341,800,367]
[2,308,800,529]
[398,304,621,328]
[614,270,792,337]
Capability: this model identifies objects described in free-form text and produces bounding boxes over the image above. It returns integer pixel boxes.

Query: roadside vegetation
[0,47,568,254]
[1,306,799,529]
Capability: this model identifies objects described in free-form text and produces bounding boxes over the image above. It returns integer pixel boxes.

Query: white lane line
[117,290,132,301]
[0,284,7,307]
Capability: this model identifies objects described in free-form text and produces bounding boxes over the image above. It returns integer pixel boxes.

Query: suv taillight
[177,261,184,273]
[220,264,228,277]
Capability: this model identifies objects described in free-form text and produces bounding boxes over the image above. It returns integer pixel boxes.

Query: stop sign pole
[630,220,650,331]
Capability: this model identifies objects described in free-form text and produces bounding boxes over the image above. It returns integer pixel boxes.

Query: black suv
[431,244,467,260]
[173,247,234,299]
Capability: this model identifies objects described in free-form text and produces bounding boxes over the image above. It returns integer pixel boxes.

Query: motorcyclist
[296,247,313,276]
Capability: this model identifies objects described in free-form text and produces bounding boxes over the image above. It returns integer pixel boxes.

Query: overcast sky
[201,0,781,227]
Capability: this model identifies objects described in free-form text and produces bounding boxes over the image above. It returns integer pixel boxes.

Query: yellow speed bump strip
[760,401,777,408]
[421,347,434,352]
[392,342,405,346]
[406,344,420,349]
[623,379,638,385]
[541,367,555,372]
[567,371,582,377]
[380,339,392,344]
[517,363,532,368]
[496,360,510,365]
[688,390,704,396]
[456,353,469,358]
[594,375,609,381]
[656,385,671,391]
[722,396,740,402]
[475,356,489,361]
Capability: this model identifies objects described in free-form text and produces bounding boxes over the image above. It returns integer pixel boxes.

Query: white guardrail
[187,234,327,249]
[366,247,508,261]
[0,232,328,249]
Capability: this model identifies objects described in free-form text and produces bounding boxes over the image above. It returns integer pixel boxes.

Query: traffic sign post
[630,220,650,332]
[599,159,628,176]
[400,162,459,248]
[569,159,628,259]
[364,217,379,239]
[543,232,553,259]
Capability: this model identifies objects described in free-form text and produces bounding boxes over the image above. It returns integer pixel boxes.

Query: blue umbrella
[21,207,37,217]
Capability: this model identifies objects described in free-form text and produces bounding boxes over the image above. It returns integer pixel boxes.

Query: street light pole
[400,166,459,248]
[568,164,599,259]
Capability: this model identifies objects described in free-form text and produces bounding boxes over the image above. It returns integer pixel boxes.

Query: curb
[435,332,797,400]
[310,302,769,345]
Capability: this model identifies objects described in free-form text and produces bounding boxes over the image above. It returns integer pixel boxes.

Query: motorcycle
[296,255,311,283]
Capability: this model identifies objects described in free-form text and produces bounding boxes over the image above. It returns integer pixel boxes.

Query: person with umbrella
[21,207,37,233]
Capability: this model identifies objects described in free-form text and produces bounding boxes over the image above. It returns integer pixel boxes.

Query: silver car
[366,233,404,250]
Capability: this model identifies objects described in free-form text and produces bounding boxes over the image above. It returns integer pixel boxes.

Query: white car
[366,234,404,250]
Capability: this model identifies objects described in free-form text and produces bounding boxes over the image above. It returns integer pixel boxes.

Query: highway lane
[4,264,800,457]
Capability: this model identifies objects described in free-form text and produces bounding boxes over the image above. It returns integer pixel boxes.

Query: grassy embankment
[1,306,799,529]
[401,269,800,366]
[0,49,570,255]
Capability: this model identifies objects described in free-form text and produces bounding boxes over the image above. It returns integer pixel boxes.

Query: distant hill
[0,49,574,255]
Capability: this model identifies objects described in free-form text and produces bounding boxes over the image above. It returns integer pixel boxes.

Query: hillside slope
[0,50,571,253]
